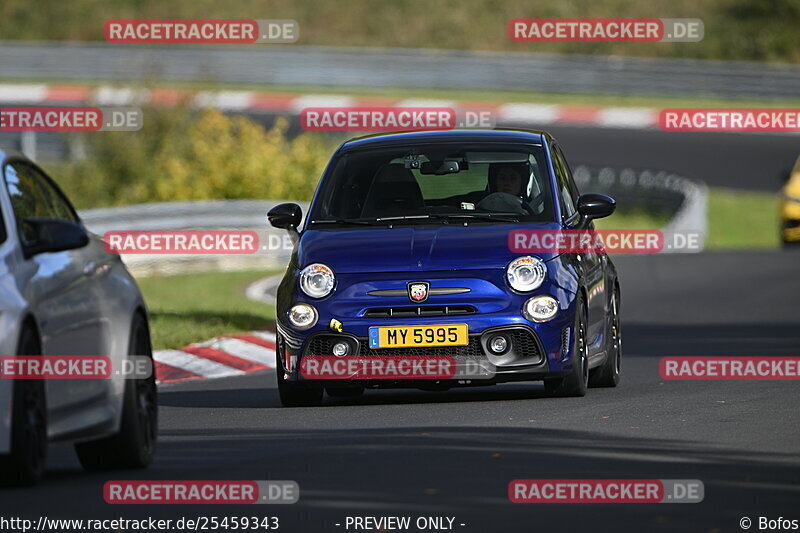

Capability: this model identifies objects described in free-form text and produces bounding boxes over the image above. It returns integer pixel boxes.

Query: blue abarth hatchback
[268,130,621,406]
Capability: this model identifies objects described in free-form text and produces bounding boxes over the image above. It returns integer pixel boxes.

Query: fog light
[332,341,349,356]
[288,303,318,330]
[488,335,509,354]
[523,296,559,322]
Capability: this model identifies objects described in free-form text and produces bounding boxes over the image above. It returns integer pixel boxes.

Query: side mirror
[267,203,302,230]
[577,193,616,222]
[23,218,89,258]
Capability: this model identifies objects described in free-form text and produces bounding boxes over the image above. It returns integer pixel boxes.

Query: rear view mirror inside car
[420,160,461,175]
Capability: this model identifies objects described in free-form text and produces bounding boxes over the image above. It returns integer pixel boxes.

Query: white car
[0,149,156,485]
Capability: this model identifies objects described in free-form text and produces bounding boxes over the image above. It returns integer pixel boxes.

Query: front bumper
[277,316,575,386]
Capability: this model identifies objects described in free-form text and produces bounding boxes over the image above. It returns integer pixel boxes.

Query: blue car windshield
[310,143,555,226]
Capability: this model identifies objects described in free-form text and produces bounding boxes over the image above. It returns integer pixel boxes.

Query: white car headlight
[506,256,546,292]
[299,263,335,298]
[523,295,559,322]
[288,303,318,330]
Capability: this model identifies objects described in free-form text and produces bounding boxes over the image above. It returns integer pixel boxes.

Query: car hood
[295,223,561,273]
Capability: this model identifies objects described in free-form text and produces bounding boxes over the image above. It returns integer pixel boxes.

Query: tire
[544,294,589,398]
[0,326,47,486]
[589,284,622,388]
[75,312,157,471]
[277,367,323,407]
[326,386,365,398]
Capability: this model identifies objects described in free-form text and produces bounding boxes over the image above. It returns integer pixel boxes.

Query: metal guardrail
[80,200,309,276]
[2,41,799,99]
[573,165,708,250]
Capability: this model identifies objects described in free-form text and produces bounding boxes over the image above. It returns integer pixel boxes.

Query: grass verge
[1,0,798,62]
[598,188,781,248]
[137,269,278,350]
[594,209,672,231]
[706,188,780,249]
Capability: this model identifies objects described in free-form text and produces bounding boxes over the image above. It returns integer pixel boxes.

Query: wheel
[544,294,589,398]
[0,326,47,486]
[75,312,157,471]
[326,386,365,398]
[277,367,323,407]
[589,284,621,388]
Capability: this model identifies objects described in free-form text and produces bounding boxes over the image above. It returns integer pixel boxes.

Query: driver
[488,162,529,197]
[473,162,538,215]
[429,161,542,215]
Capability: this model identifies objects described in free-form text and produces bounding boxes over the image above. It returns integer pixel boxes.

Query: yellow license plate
[368,324,469,349]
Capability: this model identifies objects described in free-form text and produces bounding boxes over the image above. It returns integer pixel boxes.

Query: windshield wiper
[430,213,521,223]
[375,215,434,222]
[314,213,521,226]
[375,213,520,224]
[311,218,385,226]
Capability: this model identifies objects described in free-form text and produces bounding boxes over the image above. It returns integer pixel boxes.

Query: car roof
[339,129,550,153]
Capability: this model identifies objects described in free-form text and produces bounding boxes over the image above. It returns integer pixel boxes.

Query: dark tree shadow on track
[625,322,800,357]
[5,425,799,533]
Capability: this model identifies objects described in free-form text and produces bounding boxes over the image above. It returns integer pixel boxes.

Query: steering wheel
[525,192,546,216]
[476,192,527,215]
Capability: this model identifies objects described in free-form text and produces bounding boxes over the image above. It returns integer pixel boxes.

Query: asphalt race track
[2,251,798,532]
[511,124,800,192]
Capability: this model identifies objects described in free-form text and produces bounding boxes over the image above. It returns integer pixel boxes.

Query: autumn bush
[52,107,334,208]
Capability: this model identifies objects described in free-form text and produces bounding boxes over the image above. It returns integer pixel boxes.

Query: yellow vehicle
[781,156,800,245]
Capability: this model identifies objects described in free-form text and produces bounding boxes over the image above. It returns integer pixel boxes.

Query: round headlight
[300,263,335,298]
[288,303,318,330]
[523,296,559,322]
[507,256,546,292]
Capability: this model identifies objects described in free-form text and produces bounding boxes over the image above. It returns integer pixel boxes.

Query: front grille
[507,328,542,359]
[306,335,353,357]
[363,305,477,318]
[560,327,571,361]
[304,328,541,360]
